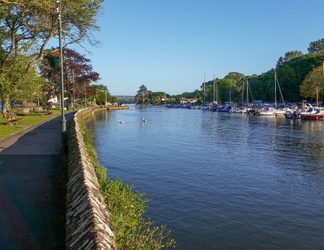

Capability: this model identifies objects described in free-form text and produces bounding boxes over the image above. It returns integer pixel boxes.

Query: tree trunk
[1,94,10,118]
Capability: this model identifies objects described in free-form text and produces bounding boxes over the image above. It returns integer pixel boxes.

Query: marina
[163,101,324,120]
[89,105,324,249]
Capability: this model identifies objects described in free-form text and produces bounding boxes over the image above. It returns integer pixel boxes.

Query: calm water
[88,105,324,250]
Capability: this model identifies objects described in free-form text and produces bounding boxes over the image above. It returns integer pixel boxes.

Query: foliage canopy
[0,0,104,114]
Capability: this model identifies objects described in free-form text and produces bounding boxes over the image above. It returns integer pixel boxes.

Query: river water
[88,105,324,250]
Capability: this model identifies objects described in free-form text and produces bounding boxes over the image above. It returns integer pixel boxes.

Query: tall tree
[0,0,102,70]
[0,53,43,113]
[92,84,116,104]
[40,48,100,106]
[277,51,303,66]
[135,85,150,105]
[0,0,103,114]
[300,66,324,106]
[308,38,324,54]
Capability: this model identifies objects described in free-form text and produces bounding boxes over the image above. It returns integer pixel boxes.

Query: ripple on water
[90,107,324,249]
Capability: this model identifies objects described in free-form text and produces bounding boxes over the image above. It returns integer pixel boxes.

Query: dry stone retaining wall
[66,108,116,250]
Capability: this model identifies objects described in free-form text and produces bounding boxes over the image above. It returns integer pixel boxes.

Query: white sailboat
[200,73,209,110]
[231,78,255,114]
[232,79,251,113]
[259,69,291,117]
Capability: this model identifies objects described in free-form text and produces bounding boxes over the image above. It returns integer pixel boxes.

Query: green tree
[0,0,103,70]
[169,97,177,104]
[247,73,272,101]
[203,81,214,103]
[92,84,115,104]
[150,95,161,105]
[193,89,202,103]
[308,38,324,54]
[0,0,103,114]
[276,51,303,66]
[214,72,244,104]
[276,53,324,102]
[148,91,167,104]
[300,66,324,106]
[0,54,42,113]
[135,85,150,105]
[276,64,298,101]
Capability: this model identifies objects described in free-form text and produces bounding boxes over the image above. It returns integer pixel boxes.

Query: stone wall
[66,108,116,250]
[107,105,129,110]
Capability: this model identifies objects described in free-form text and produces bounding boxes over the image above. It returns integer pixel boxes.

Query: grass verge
[78,112,176,249]
[0,109,73,141]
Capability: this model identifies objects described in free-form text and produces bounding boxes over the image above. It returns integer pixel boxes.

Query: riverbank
[66,107,116,249]
[0,105,174,249]
[0,105,129,141]
[78,107,175,249]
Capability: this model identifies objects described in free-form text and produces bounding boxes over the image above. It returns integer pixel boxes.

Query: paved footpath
[0,113,74,250]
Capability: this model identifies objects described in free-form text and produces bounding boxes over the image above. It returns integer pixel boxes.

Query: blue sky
[85,0,324,96]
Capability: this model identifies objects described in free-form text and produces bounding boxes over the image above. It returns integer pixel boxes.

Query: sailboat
[211,75,221,111]
[221,83,232,112]
[258,69,292,117]
[200,73,209,110]
[212,74,219,104]
[272,70,297,116]
[231,79,251,114]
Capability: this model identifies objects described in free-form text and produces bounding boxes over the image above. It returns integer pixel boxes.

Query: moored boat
[284,109,301,119]
[300,108,324,120]
[258,107,276,116]
[230,107,248,114]
[273,107,296,117]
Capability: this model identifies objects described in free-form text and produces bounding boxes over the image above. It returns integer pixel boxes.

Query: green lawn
[0,109,73,141]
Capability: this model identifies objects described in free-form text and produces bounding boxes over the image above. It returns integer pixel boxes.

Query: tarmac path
[0,113,74,250]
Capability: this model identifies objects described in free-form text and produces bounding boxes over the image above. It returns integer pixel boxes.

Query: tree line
[135,38,324,106]
[0,0,116,116]
[0,2,175,248]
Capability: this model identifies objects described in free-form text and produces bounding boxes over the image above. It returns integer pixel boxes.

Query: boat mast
[274,69,277,107]
[248,81,255,103]
[275,69,285,106]
[242,80,245,106]
[204,73,206,103]
[229,83,232,105]
[216,77,219,103]
[246,80,249,106]
[317,62,324,106]
[213,74,215,102]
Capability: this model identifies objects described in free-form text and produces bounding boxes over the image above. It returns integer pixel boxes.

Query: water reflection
[89,107,324,249]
